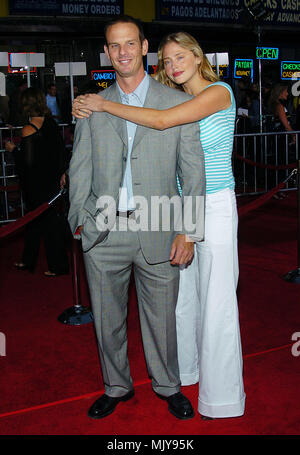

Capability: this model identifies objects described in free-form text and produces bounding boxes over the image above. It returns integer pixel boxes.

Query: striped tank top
[200,81,236,194]
[177,81,236,195]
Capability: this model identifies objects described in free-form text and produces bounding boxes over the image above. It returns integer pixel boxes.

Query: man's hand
[169,234,194,266]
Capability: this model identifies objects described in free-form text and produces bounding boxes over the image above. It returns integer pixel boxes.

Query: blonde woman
[269,84,295,138]
[73,32,245,420]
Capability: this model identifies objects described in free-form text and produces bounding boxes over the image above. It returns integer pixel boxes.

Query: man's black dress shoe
[156,392,195,420]
[88,389,134,419]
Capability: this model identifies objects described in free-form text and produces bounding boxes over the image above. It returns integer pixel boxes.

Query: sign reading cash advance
[9,0,123,16]
[155,0,300,27]
[281,61,300,80]
[234,59,254,80]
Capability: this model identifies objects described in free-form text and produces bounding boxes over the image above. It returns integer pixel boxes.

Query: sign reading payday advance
[281,61,300,80]
[9,0,123,16]
[155,0,300,27]
[234,59,254,81]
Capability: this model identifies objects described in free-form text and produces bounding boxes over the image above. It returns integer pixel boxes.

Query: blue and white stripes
[199,81,236,194]
[176,81,236,196]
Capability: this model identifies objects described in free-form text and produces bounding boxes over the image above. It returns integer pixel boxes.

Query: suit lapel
[104,84,128,148]
[104,78,162,152]
[132,78,161,151]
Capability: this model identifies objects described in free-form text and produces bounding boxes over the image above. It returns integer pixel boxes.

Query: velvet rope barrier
[238,181,287,217]
[0,189,68,240]
[0,201,50,239]
[234,153,296,170]
[0,184,20,192]
[0,188,93,325]
[283,160,300,284]
[238,168,297,218]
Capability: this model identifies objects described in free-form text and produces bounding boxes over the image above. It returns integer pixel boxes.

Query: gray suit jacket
[68,77,205,263]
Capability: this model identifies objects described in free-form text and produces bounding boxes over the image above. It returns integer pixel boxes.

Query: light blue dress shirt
[117,73,150,211]
[46,94,60,118]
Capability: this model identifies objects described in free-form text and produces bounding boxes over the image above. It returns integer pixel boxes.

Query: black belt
[116,210,135,218]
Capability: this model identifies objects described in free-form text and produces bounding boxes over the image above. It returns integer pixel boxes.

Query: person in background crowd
[268,84,295,142]
[62,84,81,124]
[8,79,28,126]
[72,30,245,420]
[46,83,61,123]
[5,87,69,276]
[245,88,260,132]
[293,91,300,131]
[73,85,79,99]
[262,80,272,112]
[0,94,9,126]
[268,83,296,199]
[235,77,249,110]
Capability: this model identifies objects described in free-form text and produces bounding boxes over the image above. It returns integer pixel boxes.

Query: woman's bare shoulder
[22,124,37,138]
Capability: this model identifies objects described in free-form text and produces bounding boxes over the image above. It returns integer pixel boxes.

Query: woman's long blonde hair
[155,31,219,90]
[268,83,288,115]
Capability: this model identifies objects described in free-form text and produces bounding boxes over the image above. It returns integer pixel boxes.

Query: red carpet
[0,192,300,435]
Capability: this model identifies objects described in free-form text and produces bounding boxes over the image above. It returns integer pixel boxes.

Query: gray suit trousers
[83,216,181,398]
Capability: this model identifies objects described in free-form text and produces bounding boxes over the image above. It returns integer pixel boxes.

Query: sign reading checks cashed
[156,0,300,27]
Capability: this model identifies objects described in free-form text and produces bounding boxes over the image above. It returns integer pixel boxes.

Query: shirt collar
[117,72,149,105]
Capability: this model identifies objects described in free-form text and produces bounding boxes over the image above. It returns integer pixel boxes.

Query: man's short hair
[104,15,145,46]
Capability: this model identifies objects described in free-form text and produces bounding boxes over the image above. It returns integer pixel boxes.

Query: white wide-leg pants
[176,188,246,418]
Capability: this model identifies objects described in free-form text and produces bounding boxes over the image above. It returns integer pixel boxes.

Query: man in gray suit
[68,16,205,420]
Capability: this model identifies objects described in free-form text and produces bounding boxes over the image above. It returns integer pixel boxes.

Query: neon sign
[91,70,115,89]
[212,64,229,79]
[281,61,300,80]
[256,47,279,60]
[234,59,253,81]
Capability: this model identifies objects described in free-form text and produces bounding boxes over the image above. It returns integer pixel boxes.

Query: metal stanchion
[283,160,300,283]
[58,238,93,325]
